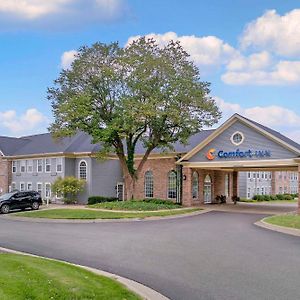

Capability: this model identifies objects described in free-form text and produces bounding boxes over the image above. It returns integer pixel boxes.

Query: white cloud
[222,60,300,85]
[0,108,49,136]
[0,0,127,28]
[240,9,300,57]
[61,49,78,69]
[215,97,300,142]
[127,32,238,69]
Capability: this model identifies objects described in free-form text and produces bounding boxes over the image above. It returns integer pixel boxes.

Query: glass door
[204,175,212,204]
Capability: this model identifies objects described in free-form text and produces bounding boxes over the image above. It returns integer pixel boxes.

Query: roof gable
[178,114,300,163]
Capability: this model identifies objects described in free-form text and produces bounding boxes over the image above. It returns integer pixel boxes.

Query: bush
[52,176,86,204]
[263,195,271,201]
[88,196,118,205]
[276,194,284,200]
[283,194,293,200]
[142,198,176,205]
[252,195,264,201]
[270,195,277,200]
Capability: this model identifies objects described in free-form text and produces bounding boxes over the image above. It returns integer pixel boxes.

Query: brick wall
[134,157,177,200]
[0,156,11,194]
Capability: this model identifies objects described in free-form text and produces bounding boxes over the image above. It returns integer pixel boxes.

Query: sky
[0,0,300,142]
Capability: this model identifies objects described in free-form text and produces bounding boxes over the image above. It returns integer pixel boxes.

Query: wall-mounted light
[183,175,187,180]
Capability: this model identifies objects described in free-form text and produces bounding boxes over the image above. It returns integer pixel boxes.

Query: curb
[254,219,300,237]
[1,209,209,224]
[0,246,169,300]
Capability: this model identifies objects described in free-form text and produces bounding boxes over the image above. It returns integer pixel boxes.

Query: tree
[52,177,86,204]
[48,37,221,200]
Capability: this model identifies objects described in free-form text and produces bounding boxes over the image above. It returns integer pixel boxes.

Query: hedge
[252,193,297,201]
[88,196,118,205]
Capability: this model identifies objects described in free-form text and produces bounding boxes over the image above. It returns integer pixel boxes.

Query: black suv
[0,191,42,214]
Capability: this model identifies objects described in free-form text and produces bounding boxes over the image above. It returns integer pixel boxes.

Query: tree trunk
[124,173,136,200]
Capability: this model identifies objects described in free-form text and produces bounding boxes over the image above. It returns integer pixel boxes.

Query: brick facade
[134,157,177,200]
[0,156,11,194]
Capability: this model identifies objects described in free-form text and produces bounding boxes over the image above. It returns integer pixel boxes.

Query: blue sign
[217,149,271,159]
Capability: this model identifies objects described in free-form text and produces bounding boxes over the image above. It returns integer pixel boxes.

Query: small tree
[48,37,221,199]
[52,176,86,204]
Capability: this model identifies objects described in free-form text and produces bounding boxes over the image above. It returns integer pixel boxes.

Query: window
[261,187,264,195]
[257,187,259,194]
[37,183,43,196]
[20,182,25,191]
[192,171,199,199]
[12,161,17,173]
[79,160,87,180]
[253,173,256,179]
[37,159,43,173]
[230,131,244,146]
[27,182,32,191]
[20,160,26,173]
[144,170,153,198]
[279,186,282,194]
[11,182,16,191]
[56,157,63,173]
[248,172,251,179]
[247,188,251,199]
[168,171,177,199]
[45,158,51,173]
[27,160,33,173]
[45,183,51,199]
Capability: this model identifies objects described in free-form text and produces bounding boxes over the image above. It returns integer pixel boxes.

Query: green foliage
[283,194,293,200]
[52,176,85,204]
[88,196,118,205]
[276,194,284,200]
[48,38,221,181]
[252,194,296,201]
[0,254,140,300]
[89,199,181,211]
[270,195,277,200]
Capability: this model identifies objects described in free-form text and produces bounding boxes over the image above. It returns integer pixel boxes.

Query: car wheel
[31,202,40,210]
[1,204,10,214]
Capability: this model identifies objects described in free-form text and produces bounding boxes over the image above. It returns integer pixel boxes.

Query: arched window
[144,171,153,198]
[168,171,177,199]
[192,171,199,199]
[79,160,87,180]
[204,174,212,204]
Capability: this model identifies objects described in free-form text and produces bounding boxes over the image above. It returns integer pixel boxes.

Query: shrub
[270,195,277,200]
[142,198,176,205]
[263,195,271,201]
[283,194,293,200]
[276,194,284,200]
[52,176,86,204]
[88,196,118,205]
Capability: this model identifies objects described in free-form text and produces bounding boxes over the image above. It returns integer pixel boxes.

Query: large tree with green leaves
[48,37,221,199]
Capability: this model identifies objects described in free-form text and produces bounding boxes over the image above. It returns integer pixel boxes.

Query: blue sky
[0,0,300,141]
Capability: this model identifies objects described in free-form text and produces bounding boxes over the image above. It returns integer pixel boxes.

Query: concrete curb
[1,209,210,224]
[255,219,300,237]
[0,246,169,300]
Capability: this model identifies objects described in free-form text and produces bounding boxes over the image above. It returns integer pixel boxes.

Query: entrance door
[203,175,212,204]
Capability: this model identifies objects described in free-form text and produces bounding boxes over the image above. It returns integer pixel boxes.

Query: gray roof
[0,113,299,157]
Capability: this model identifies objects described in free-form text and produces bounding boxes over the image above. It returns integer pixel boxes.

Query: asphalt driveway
[0,211,300,300]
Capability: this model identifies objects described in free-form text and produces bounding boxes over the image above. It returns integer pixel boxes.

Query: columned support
[232,171,239,199]
[182,167,192,207]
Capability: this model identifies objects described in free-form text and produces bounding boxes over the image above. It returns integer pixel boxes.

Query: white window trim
[27,182,33,191]
[12,161,17,173]
[20,160,26,173]
[37,182,43,195]
[56,157,63,173]
[45,182,51,199]
[27,160,33,173]
[230,131,245,146]
[78,159,88,181]
[37,159,43,173]
[20,182,25,191]
[11,182,16,191]
[45,158,51,173]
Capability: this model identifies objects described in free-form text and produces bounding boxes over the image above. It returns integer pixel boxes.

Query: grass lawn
[264,214,300,230]
[15,208,200,219]
[89,200,181,211]
[0,253,140,300]
[239,199,297,204]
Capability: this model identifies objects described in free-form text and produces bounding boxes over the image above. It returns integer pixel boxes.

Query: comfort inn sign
[206,148,272,160]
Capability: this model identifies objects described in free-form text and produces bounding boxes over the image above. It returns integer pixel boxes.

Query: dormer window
[231,131,244,146]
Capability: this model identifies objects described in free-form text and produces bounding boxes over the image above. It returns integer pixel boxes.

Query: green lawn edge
[264,214,300,230]
[0,253,141,300]
[14,208,201,219]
